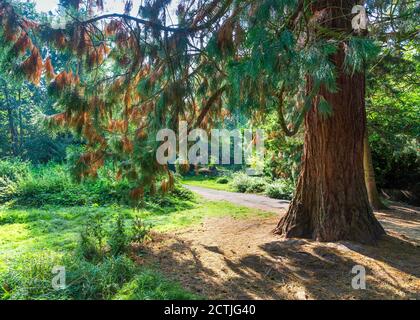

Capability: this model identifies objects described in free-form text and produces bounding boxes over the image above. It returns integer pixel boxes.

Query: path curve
[184,184,420,243]
[184,185,290,214]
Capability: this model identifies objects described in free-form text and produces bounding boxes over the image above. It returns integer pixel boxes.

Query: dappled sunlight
[143,210,420,300]
[375,203,420,245]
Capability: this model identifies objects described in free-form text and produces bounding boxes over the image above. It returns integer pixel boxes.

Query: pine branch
[277,86,305,137]
[80,0,233,34]
[194,85,226,128]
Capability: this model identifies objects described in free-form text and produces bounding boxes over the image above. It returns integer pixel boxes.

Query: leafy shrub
[108,214,130,256]
[0,159,30,202]
[246,178,267,193]
[131,217,152,244]
[230,172,295,199]
[231,172,267,193]
[216,177,229,184]
[0,159,30,181]
[0,176,17,203]
[265,179,295,200]
[78,211,107,261]
[0,251,137,300]
[0,161,193,207]
[78,211,152,261]
[230,172,253,193]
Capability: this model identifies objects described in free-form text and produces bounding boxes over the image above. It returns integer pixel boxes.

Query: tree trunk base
[274,198,386,244]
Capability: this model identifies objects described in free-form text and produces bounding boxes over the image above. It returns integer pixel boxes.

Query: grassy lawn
[181,175,234,192]
[0,199,270,299]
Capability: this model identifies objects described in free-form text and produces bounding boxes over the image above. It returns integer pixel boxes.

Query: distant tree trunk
[7,106,18,156]
[2,82,19,156]
[18,89,24,151]
[364,133,387,210]
[274,0,385,243]
[18,108,23,150]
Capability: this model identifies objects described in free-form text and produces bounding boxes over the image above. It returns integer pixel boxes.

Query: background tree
[365,0,419,205]
[0,1,75,162]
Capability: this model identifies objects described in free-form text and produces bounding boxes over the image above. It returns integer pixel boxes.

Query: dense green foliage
[230,172,267,194]
[0,0,417,193]
[0,2,74,163]
[216,177,229,184]
[264,179,295,200]
[367,44,419,189]
[229,172,295,200]
[0,159,194,207]
[0,212,198,300]
[1,0,410,191]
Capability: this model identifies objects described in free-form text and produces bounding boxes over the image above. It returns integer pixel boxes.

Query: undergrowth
[0,159,193,207]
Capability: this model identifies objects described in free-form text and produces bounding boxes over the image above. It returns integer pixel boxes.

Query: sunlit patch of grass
[0,197,270,299]
[181,176,234,192]
[149,199,274,232]
[114,268,201,300]
[0,223,32,272]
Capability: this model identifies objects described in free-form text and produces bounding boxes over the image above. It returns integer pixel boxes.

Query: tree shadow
[339,234,420,278]
[375,203,420,244]
[142,233,419,300]
[260,238,419,299]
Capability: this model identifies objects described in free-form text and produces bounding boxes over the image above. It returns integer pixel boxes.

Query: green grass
[0,201,269,267]
[0,250,200,300]
[114,269,200,300]
[0,197,270,299]
[181,175,234,192]
[0,161,275,299]
[148,198,272,232]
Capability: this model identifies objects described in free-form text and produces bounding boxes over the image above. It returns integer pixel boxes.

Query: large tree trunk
[364,133,387,210]
[274,0,385,243]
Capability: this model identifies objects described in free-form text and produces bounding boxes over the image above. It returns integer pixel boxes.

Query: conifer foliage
[0,0,233,198]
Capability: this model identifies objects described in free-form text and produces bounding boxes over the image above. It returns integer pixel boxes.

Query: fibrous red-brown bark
[274,0,385,243]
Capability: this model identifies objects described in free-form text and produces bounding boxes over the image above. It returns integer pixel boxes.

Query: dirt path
[184,185,290,213]
[185,185,420,243]
[142,186,420,299]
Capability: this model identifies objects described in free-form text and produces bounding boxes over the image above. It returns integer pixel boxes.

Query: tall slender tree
[364,132,387,210]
